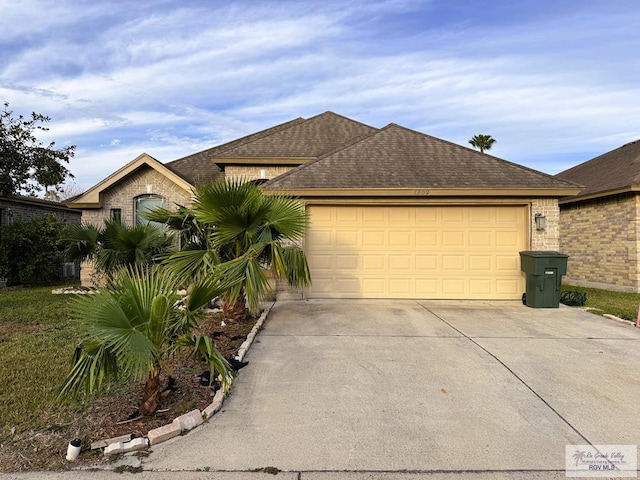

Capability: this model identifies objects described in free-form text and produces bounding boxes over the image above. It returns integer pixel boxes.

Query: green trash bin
[519,251,569,308]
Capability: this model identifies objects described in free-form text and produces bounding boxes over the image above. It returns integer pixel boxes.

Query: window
[135,195,165,229]
[110,208,122,223]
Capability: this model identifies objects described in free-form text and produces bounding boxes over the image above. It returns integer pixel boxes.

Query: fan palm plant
[58,266,232,415]
[65,219,172,281]
[146,180,311,322]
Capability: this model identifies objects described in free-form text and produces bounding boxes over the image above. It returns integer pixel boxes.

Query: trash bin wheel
[521,293,526,305]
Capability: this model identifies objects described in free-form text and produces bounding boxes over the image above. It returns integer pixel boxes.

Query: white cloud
[1,0,639,187]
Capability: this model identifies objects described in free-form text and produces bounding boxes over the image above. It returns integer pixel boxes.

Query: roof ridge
[262,124,381,188]
[307,110,379,131]
[218,112,377,159]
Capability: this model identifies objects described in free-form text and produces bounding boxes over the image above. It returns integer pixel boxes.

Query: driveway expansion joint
[418,302,594,447]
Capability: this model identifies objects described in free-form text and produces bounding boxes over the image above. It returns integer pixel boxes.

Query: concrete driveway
[143,300,640,477]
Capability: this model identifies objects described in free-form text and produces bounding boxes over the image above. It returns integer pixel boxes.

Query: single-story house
[67,111,581,299]
[556,139,640,293]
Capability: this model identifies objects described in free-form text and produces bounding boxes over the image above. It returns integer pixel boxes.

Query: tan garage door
[305,205,527,299]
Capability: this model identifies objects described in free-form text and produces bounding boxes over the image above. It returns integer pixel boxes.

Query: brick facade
[79,166,192,285]
[81,166,192,227]
[530,198,560,251]
[559,193,639,292]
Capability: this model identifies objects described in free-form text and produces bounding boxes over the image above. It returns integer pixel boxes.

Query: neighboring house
[67,112,580,298]
[0,195,82,226]
[0,195,82,284]
[556,139,640,293]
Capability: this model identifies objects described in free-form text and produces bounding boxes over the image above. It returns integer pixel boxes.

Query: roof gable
[556,139,640,201]
[215,111,378,160]
[67,153,192,208]
[265,124,581,196]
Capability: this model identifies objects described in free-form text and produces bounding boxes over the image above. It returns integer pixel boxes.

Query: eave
[214,157,314,166]
[558,185,640,204]
[263,187,583,198]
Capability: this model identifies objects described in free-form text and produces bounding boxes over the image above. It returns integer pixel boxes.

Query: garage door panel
[336,254,358,270]
[469,279,493,295]
[496,231,521,248]
[442,231,465,247]
[306,206,526,299]
[470,255,492,271]
[469,231,492,247]
[416,231,438,246]
[362,254,384,270]
[389,231,411,246]
[310,254,334,270]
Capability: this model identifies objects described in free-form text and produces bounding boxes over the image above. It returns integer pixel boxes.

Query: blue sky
[1,0,638,192]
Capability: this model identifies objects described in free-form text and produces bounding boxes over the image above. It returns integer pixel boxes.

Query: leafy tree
[65,219,172,281]
[0,102,75,197]
[58,266,232,415]
[147,180,311,322]
[0,214,70,285]
[468,134,496,153]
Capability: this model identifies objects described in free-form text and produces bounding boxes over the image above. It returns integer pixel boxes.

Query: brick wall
[224,166,295,181]
[530,198,560,251]
[79,166,192,285]
[0,197,82,225]
[559,193,639,292]
[81,166,192,227]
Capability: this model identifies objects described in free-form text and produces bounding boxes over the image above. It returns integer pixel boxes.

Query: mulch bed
[0,309,259,472]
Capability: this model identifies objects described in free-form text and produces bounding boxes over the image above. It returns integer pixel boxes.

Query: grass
[562,284,640,321]
[0,286,83,435]
[0,285,92,471]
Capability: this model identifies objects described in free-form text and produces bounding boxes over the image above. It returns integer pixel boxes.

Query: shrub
[0,214,70,285]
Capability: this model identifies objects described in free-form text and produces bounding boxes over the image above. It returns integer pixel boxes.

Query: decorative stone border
[97,301,275,456]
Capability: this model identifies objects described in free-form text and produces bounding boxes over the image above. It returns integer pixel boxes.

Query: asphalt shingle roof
[265,124,579,191]
[556,139,640,199]
[164,117,305,184]
[217,111,378,159]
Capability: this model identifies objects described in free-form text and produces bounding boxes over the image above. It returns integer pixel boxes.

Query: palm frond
[64,223,101,263]
[282,245,311,287]
[57,341,120,401]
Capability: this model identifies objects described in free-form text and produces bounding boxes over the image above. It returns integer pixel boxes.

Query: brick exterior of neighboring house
[0,195,82,226]
[0,195,82,285]
[557,139,640,293]
[559,193,640,292]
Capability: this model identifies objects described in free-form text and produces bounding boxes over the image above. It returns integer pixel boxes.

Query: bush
[0,214,70,285]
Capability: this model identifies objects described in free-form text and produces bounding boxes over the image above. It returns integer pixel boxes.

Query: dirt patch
[0,321,51,341]
[0,310,259,472]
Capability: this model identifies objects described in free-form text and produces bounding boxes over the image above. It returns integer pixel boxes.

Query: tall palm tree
[58,266,231,415]
[147,179,311,322]
[65,219,172,280]
[468,134,496,153]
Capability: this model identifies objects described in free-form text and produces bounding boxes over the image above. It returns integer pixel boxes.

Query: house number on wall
[414,189,430,195]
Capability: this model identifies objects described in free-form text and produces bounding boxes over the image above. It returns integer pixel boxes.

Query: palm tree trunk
[222,290,248,323]
[139,368,161,416]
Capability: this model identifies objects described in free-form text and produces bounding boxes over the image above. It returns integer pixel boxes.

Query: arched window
[135,194,165,229]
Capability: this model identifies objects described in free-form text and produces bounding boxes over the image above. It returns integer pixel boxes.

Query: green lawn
[0,286,83,440]
[562,284,640,321]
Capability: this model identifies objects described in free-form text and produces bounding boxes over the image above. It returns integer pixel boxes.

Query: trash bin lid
[519,251,568,258]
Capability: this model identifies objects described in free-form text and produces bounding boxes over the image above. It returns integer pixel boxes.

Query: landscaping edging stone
[96,301,275,457]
